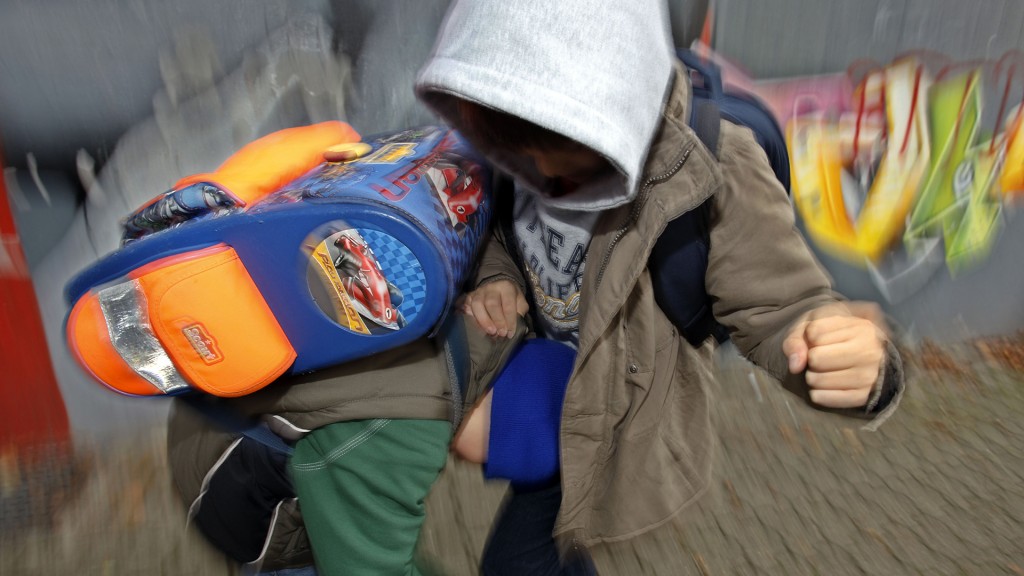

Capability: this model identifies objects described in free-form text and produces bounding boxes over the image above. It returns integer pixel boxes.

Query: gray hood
[416,1,675,211]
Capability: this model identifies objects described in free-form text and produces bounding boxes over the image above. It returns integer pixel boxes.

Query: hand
[461,280,529,339]
[782,303,887,409]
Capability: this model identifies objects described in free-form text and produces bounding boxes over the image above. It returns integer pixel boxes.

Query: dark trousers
[481,481,597,576]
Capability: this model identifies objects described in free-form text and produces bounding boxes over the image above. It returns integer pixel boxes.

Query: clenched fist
[782,303,888,409]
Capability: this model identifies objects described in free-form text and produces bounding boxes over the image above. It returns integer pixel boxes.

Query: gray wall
[0,0,329,171]
[0,1,1018,443]
[0,0,708,173]
[714,0,1024,78]
[5,0,1018,166]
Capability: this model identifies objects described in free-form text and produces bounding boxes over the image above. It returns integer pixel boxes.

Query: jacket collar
[577,61,722,355]
[641,60,722,220]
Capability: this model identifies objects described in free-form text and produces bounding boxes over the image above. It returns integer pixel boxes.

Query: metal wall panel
[714,0,1024,78]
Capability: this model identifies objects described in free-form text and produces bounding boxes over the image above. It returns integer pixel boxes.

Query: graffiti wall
[726,49,1024,340]
[704,0,1024,340]
[778,53,1021,299]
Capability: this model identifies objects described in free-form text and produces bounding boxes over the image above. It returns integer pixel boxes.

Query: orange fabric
[699,1,715,50]
[174,121,360,205]
[131,244,296,397]
[66,293,161,396]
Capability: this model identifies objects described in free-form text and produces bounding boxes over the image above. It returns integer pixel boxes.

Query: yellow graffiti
[787,53,1022,277]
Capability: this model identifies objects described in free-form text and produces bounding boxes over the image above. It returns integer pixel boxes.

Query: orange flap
[174,121,361,205]
[131,245,297,397]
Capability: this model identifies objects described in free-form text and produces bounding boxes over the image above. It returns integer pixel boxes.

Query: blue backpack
[649,49,791,345]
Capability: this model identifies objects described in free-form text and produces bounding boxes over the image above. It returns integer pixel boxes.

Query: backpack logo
[182,323,223,365]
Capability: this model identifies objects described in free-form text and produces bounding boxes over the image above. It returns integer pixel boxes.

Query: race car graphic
[329,229,406,331]
[424,162,484,228]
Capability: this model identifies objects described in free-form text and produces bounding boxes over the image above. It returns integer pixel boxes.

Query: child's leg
[481,481,596,576]
[452,389,492,463]
[454,339,574,487]
[289,418,450,576]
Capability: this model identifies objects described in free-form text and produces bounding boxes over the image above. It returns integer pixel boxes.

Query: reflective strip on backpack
[98,280,191,394]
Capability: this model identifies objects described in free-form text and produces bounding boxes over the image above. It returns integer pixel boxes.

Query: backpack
[649,48,791,345]
[64,124,492,399]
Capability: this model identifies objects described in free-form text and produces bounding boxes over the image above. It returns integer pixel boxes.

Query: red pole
[0,152,71,469]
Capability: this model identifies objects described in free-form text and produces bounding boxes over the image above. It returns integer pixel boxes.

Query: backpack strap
[678,49,724,162]
[690,99,721,161]
[650,201,720,346]
[179,393,295,455]
[677,48,791,191]
[656,49,790,345]
[647,56,731,347]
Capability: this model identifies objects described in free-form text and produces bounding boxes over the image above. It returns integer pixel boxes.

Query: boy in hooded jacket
[415,0,904,574]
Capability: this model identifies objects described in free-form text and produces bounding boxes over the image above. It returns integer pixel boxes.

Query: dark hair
[454,99,586,154]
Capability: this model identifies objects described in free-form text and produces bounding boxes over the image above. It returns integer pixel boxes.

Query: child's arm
[707,123,902,419]
[454,278,571,489]
[453,278,528,460]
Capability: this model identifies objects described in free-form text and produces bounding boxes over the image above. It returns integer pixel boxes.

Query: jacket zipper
[594,141,697,289]
[558,143,698,546]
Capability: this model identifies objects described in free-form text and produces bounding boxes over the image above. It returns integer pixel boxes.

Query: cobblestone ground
[2,337,1022,575]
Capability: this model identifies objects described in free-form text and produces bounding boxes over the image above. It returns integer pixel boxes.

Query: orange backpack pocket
[67,244,295,397]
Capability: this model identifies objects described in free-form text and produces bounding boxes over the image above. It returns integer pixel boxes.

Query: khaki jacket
[472,63,903,549]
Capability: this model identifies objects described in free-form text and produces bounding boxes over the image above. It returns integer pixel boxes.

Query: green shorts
[290,418,451,576]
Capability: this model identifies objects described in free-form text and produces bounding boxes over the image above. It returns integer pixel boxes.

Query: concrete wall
[714,0,1024,78]
[0,0,708,173]
[0,0,334,171]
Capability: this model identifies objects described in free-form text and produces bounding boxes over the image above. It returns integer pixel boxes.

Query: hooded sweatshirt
[416,1,676,343]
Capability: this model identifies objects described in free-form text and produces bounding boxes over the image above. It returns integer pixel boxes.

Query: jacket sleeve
[473,221,527,292]
[462,220,530,407]
[706,123,835,375]
[705,123,904,422]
